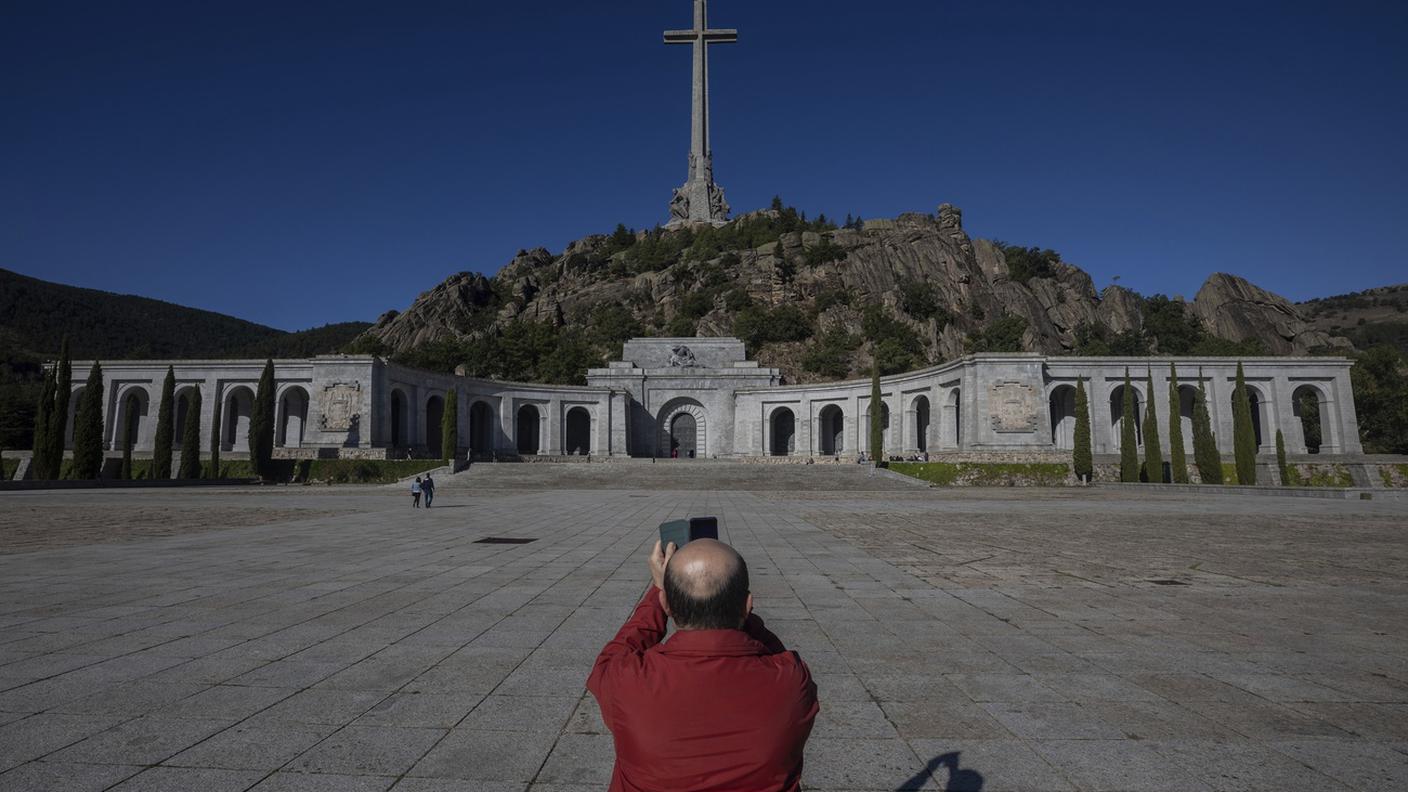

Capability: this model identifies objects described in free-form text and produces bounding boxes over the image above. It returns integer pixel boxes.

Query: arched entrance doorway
[390,389,408,448]
[517,405,540,455]
[425,395,445,457]
[1110,384,1142,451]
[1292,384,1327,453]
[1048,385,1077,450]
[1234,387,1265,449]
[818,404,844,455]
[770,408,795,456]
[278,387,309,448]
[469,401,493,456]
[115,388,150,451]
[565,407,592,455]
[222,386,255,452]
[670,413,698,459]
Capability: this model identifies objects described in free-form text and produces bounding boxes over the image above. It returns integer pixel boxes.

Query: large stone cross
[664,0,737,227]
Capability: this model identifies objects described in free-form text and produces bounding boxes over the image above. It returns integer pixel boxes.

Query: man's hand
[649,539,677,591]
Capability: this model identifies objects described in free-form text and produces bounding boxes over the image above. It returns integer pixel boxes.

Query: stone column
[499,397,514,454]
[546,399,562,455]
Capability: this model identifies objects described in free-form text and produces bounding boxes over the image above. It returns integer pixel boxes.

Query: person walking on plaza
[422,472,435,508]
[588,538,819,791]
[411,476,422,508]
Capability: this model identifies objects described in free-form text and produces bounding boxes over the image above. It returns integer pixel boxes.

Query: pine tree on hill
[869,357,884,464]
[250,360,276,480]
[1073,378,1093,483]
[1232,362,1257,485]
[45,337,73,480]
[208,395,223,479]
[441,389,458,463]
[1119,369,1140,482]
[1167,363,1189,483]
[71,362,105,479]
[1142,368,1163,483]
[1192,371,1222,484]
[32,366,56,479]
[151,367,176,480]
[178,388,202,479]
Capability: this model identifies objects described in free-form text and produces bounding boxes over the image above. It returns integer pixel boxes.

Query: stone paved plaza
[1,466,1407,791]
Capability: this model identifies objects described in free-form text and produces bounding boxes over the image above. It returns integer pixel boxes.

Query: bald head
[663,539,751,630]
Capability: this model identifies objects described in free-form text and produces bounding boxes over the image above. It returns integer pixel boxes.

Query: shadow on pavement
[897,751,984,791]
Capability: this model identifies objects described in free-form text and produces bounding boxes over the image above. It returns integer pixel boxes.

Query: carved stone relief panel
[319,382,362,431]
[989,380,1039,433]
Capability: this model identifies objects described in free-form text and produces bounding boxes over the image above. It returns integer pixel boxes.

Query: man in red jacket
[587,538,820,792]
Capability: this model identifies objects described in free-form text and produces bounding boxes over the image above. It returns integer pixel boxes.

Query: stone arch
[222,386,255,452]
[516,404,541,455]
[565,406,592,456]
[1048,385,1077,450]
[425,394,445,457]
[912,395,931,453]
[1177,384,1199,452]
[64,386,85,449]
[1109,384,1143,450]
[1291,383,1330,454]
[657,398,707,459]
[114,386,150,451]
[173,386,199,450]
[469,400,494,456]
[277,386,309,449]
[769,406,796,457]
[817,404,844,455]
[390,388,409,448]
[1234,384,1267,449]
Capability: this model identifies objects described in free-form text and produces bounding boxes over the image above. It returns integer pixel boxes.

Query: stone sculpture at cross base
[664,0,737,228]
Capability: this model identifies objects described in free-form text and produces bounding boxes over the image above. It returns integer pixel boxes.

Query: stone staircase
[441,459,924,492]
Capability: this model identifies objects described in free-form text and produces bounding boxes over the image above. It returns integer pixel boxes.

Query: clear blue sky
[4,1,1406,331]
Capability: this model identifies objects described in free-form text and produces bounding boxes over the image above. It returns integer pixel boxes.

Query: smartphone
[658,516,719,549]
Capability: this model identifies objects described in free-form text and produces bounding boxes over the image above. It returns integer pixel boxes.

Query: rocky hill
[1298,283,1408,357]
[355,202,1351,384]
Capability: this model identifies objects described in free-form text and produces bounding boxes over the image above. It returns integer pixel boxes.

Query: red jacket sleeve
[586,585,668,731]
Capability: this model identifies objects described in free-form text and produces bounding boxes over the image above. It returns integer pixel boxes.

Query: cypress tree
[1119,369,1140,482]
[120,405,136,480]
[1232,362,1257,485]
[32,367,56,479]
[1142,368,1163,482]
[1276,429,1292,486]
[1073,378,1093,483]
[1192,372,1222,484]
[1167,363,1189,484]
[208,395,223,479]
[71,362,106,479]
[178,388,202,479]
[869,358,884,463]
[151,367,176,480]
[441,389,458,463]
[45,338,73,480]
[250,360,276,479]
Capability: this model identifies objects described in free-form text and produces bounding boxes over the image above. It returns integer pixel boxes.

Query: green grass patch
[1294,464,1354,488]
[890,462,1071,487]
[1221,462,1240,484]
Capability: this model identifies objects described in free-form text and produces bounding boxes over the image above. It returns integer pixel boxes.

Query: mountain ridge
[354,202,1354,384]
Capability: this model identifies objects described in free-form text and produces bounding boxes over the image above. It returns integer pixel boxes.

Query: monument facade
[48,340,1363,471]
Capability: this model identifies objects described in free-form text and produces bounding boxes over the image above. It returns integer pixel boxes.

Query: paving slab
[0,480,1405,790]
